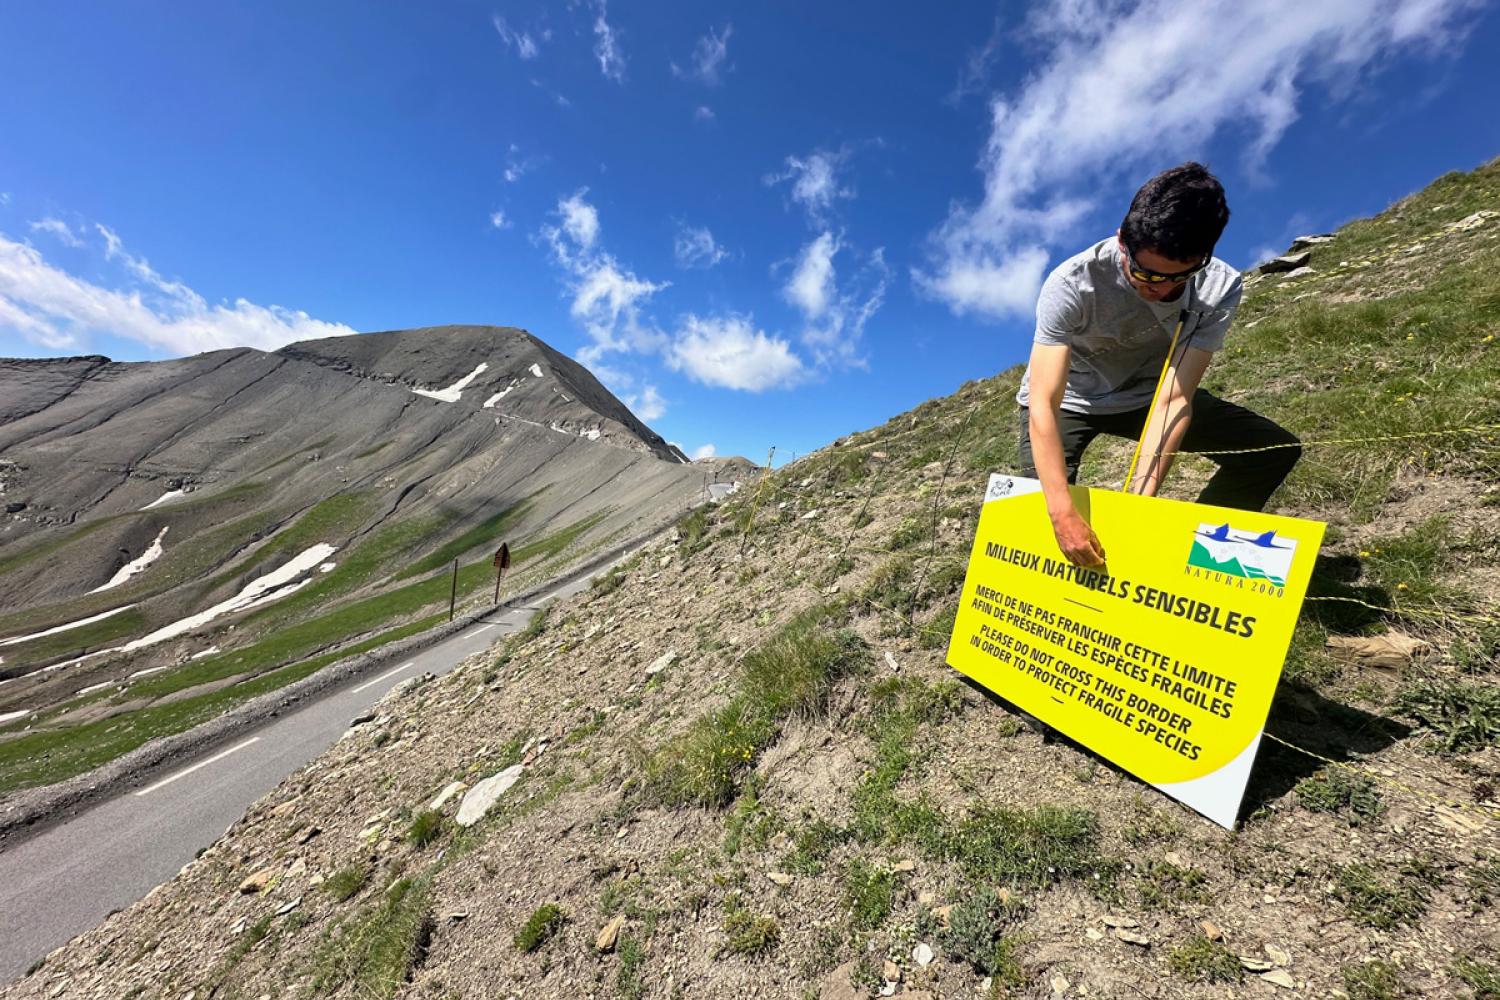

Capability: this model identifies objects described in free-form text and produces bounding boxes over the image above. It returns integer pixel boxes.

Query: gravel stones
[455,764,525,827]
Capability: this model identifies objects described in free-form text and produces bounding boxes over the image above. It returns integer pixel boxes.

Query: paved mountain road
[0,565,606,985]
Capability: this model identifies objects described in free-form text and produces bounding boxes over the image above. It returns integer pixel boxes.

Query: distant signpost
[493,542,511,604]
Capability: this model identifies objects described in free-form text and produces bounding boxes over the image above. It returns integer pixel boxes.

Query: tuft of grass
[850,678,958,852]
[1342,961,1406,1000]
[1138,861,1212,910]
[948,804,1119,891]
[324,861,373,903]
[723,778,783,857]
[860,557,915,612]
[617,934,646,1000]
[513,903,565,953]
[1454,956,1500,998]
[1168,935,1243,984]
[820,448,869,487]
[514,605,551,645]
[647,606,864,808]
[849,683,1117,899]
[1469,859,1500,908]
[1360,516,1465,608]
[841,858,895,931]
[918,604,958,650]
[406,810,446,849]
[1395,679,1500,752]
[1333,860,1433,929]
[312,876,434,999]
[941,886,1025,978]
[590,567,626,597]
[676,506,712,557]
[781,814,847,876]
[1451,623,1500,674]
[1295,767,1385,825]
[889,516,929,550]
[722,894,780,956]
[649,697,776,809]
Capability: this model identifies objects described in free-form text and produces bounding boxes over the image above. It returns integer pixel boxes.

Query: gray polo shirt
[1016,237,1243,414]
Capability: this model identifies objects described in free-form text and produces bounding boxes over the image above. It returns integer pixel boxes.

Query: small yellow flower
[1359,550,1371,557]
[1397,582,1408,590]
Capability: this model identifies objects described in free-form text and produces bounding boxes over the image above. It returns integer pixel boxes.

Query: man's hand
[1049,507,1105,567]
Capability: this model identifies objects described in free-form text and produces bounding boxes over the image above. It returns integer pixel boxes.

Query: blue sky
[3,1,1498,464]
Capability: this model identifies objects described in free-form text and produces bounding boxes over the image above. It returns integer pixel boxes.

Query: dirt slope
[5,163,1499,999]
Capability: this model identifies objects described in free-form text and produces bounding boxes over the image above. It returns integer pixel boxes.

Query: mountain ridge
[0,324,729,792]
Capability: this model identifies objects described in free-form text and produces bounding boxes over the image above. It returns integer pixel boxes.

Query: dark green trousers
[1017,389,1301,512]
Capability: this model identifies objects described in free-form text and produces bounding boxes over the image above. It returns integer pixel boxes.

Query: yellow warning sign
[946,475,1325,828]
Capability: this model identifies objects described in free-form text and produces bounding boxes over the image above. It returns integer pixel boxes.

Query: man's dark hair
[1119,162,1229,262]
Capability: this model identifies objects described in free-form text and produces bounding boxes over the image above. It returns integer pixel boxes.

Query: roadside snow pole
[493,542,511,605]
[449,558,458,622]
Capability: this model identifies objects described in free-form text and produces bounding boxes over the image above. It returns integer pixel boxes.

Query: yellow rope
[1181,421,1500,459]
[1262,732,1500,822]
[1123,312,1187,494]
[1304,594,1500,628]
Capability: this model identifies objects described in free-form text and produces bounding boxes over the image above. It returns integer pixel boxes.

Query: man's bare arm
[1028,342,1106,567]
[1127,345,1214,497]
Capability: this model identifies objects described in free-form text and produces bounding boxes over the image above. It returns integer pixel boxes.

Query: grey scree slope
[0,325,726,769]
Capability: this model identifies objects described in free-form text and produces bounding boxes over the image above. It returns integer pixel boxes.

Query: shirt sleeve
[1033,266,1085,347]
[1189,273,1243,353]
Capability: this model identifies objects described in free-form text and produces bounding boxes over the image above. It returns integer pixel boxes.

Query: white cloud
[694,105,716,123]
[918,0,1482,320]
[593,1,626,82]
[29,218,83,248]
[541,190,667,362]
[764,149,854,224]
[503,144,546,184]
[624,384,666,421]
[667,313,806,392]
[785,232,838,318]
[0,193,11,206]
[489,210,512,230]
[491,15,540,59]
[919,248,1052,321]
[781,233,889,366]
[673,24,733,85]
[0,225,356,356]
[558,190,599,248]
[674,224,728,269]
[691,443,717,460]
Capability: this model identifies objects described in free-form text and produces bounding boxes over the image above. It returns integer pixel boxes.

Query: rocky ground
[5,165,1499,999]
[6,368,1497,999]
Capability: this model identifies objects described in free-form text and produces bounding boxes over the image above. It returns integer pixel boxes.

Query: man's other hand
[1049,508,1106,567]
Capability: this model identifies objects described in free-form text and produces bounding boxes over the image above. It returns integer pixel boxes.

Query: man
[1017,162,1301,568]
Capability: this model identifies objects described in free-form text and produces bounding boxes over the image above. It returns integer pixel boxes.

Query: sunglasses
[1122,243,1211,285]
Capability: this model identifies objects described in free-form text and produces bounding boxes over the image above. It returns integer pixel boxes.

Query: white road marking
[135,737,260,796]
[470,623,498,635]
[352,660,417,694]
